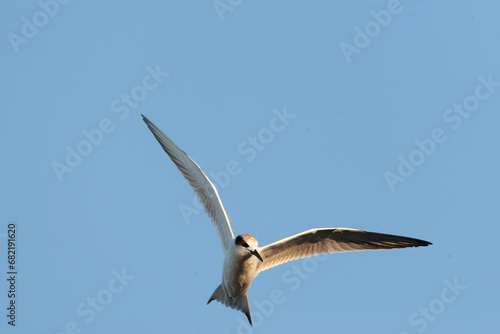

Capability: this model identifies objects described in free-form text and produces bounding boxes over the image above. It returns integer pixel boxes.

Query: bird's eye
[242,242,249,248]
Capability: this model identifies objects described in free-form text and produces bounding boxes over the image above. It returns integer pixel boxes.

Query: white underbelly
[222,256,256,299]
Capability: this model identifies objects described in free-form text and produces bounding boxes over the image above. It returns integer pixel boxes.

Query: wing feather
[257,228,431,273]
[142,115,235,253]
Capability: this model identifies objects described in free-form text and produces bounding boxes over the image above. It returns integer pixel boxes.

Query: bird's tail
[207,284,252,325]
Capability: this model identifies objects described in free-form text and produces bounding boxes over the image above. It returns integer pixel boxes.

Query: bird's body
[142,115,432,325]
[221,235,259,300]
[207,235,261,322]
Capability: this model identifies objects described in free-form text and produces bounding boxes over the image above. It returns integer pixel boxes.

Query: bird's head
[235,234,263,262]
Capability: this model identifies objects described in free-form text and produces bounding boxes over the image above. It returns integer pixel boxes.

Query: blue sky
[2,1,500,333]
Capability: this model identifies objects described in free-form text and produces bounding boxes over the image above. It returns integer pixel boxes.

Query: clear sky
[2,1,500,333]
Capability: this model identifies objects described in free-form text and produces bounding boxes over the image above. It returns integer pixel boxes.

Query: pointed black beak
[251,249,263,262]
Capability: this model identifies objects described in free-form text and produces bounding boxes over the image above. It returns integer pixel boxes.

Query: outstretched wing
[142,115,235,253]
[257,228,431,273]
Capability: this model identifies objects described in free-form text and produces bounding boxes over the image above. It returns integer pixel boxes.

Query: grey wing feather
[142,115,235,253]
[257,228,431,273]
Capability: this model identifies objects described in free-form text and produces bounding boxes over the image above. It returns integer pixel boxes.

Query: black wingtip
[409,241,432,248]
[417,239,432,247]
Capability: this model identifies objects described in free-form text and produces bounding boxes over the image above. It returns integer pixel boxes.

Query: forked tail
[207,284,252,325]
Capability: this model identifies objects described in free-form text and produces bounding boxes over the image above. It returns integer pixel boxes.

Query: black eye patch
[235,234,252,248]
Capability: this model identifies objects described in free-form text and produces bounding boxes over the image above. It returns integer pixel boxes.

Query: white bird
[142,115,432,325]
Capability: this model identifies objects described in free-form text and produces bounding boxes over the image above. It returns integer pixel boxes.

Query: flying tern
[142,115,432,325]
